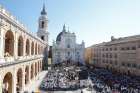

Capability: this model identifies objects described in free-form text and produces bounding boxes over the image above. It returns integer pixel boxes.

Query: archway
[35,63,37,76]
[25,66,29,85]
[31,42,34,55]
[4,31,14,57]
[38,62,39,72]
[3,72,13,93]
[35,43,37,55]
[17,68,23,92]
[26,39,30,55]
[18,36,23,56]
[31,64,34,79]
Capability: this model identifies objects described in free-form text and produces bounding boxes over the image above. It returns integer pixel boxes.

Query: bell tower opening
[41,36,44,40]
[41,21,45,28]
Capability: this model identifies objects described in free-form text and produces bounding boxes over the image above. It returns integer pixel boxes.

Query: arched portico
[2,72,13,93]
[25,66,29,85]
[26,39,30,56]
[18,36,23,56]
[35,63,37,76]
[35,43,37,55]
[4,31,14,57]
[31,42,34,55]
[31,64,34,79]
[17,68,23,92]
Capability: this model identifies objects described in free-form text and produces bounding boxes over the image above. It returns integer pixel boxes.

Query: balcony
[0,54,43,67]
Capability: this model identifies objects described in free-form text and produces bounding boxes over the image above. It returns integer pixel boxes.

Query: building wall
[84,47,93,65]
[0,5,48,93]
[91,36,140,76]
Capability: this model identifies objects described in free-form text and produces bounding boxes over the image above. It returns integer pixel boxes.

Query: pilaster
[34,43,35,56]
[29,40,31,56]
[22,66,25,92]
[0,27,5,63]
[28,64,31,84]
[14,31,18,60]
[12,69,17,93]
[23,36,26,57]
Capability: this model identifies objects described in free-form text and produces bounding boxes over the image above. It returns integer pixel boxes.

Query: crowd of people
[89,67,140,93]
[40,62,140,93]
[39,63,82,91]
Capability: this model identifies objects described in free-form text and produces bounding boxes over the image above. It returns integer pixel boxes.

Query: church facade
[52,25,85,64]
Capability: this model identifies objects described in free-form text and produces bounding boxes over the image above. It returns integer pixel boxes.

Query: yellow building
[91,36,140,76]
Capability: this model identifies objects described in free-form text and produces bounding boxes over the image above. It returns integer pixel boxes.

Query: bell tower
[37,4,49,42]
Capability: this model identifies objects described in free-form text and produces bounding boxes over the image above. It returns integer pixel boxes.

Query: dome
[56,24,67,42]
[56,31,67,42]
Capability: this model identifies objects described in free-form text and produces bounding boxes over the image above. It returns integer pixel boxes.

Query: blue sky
[0,0,140,47]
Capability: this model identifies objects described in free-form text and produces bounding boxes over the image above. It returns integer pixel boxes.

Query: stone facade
[91,36,140,76]
[52,25,85,64]
[84,47,93,65]
[0,4,48,93]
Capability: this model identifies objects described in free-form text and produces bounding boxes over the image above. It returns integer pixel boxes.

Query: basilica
[52,25,85,64]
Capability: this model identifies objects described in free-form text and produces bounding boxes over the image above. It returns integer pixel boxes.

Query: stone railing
[0,55,43,68]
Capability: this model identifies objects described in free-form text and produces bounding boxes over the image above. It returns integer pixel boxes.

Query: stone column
[23,36,26,57]
[33,63,35,80]
[34,43,35,56]
[12,69,17,93]
[28,64,31,84]
[0,27,5,63]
